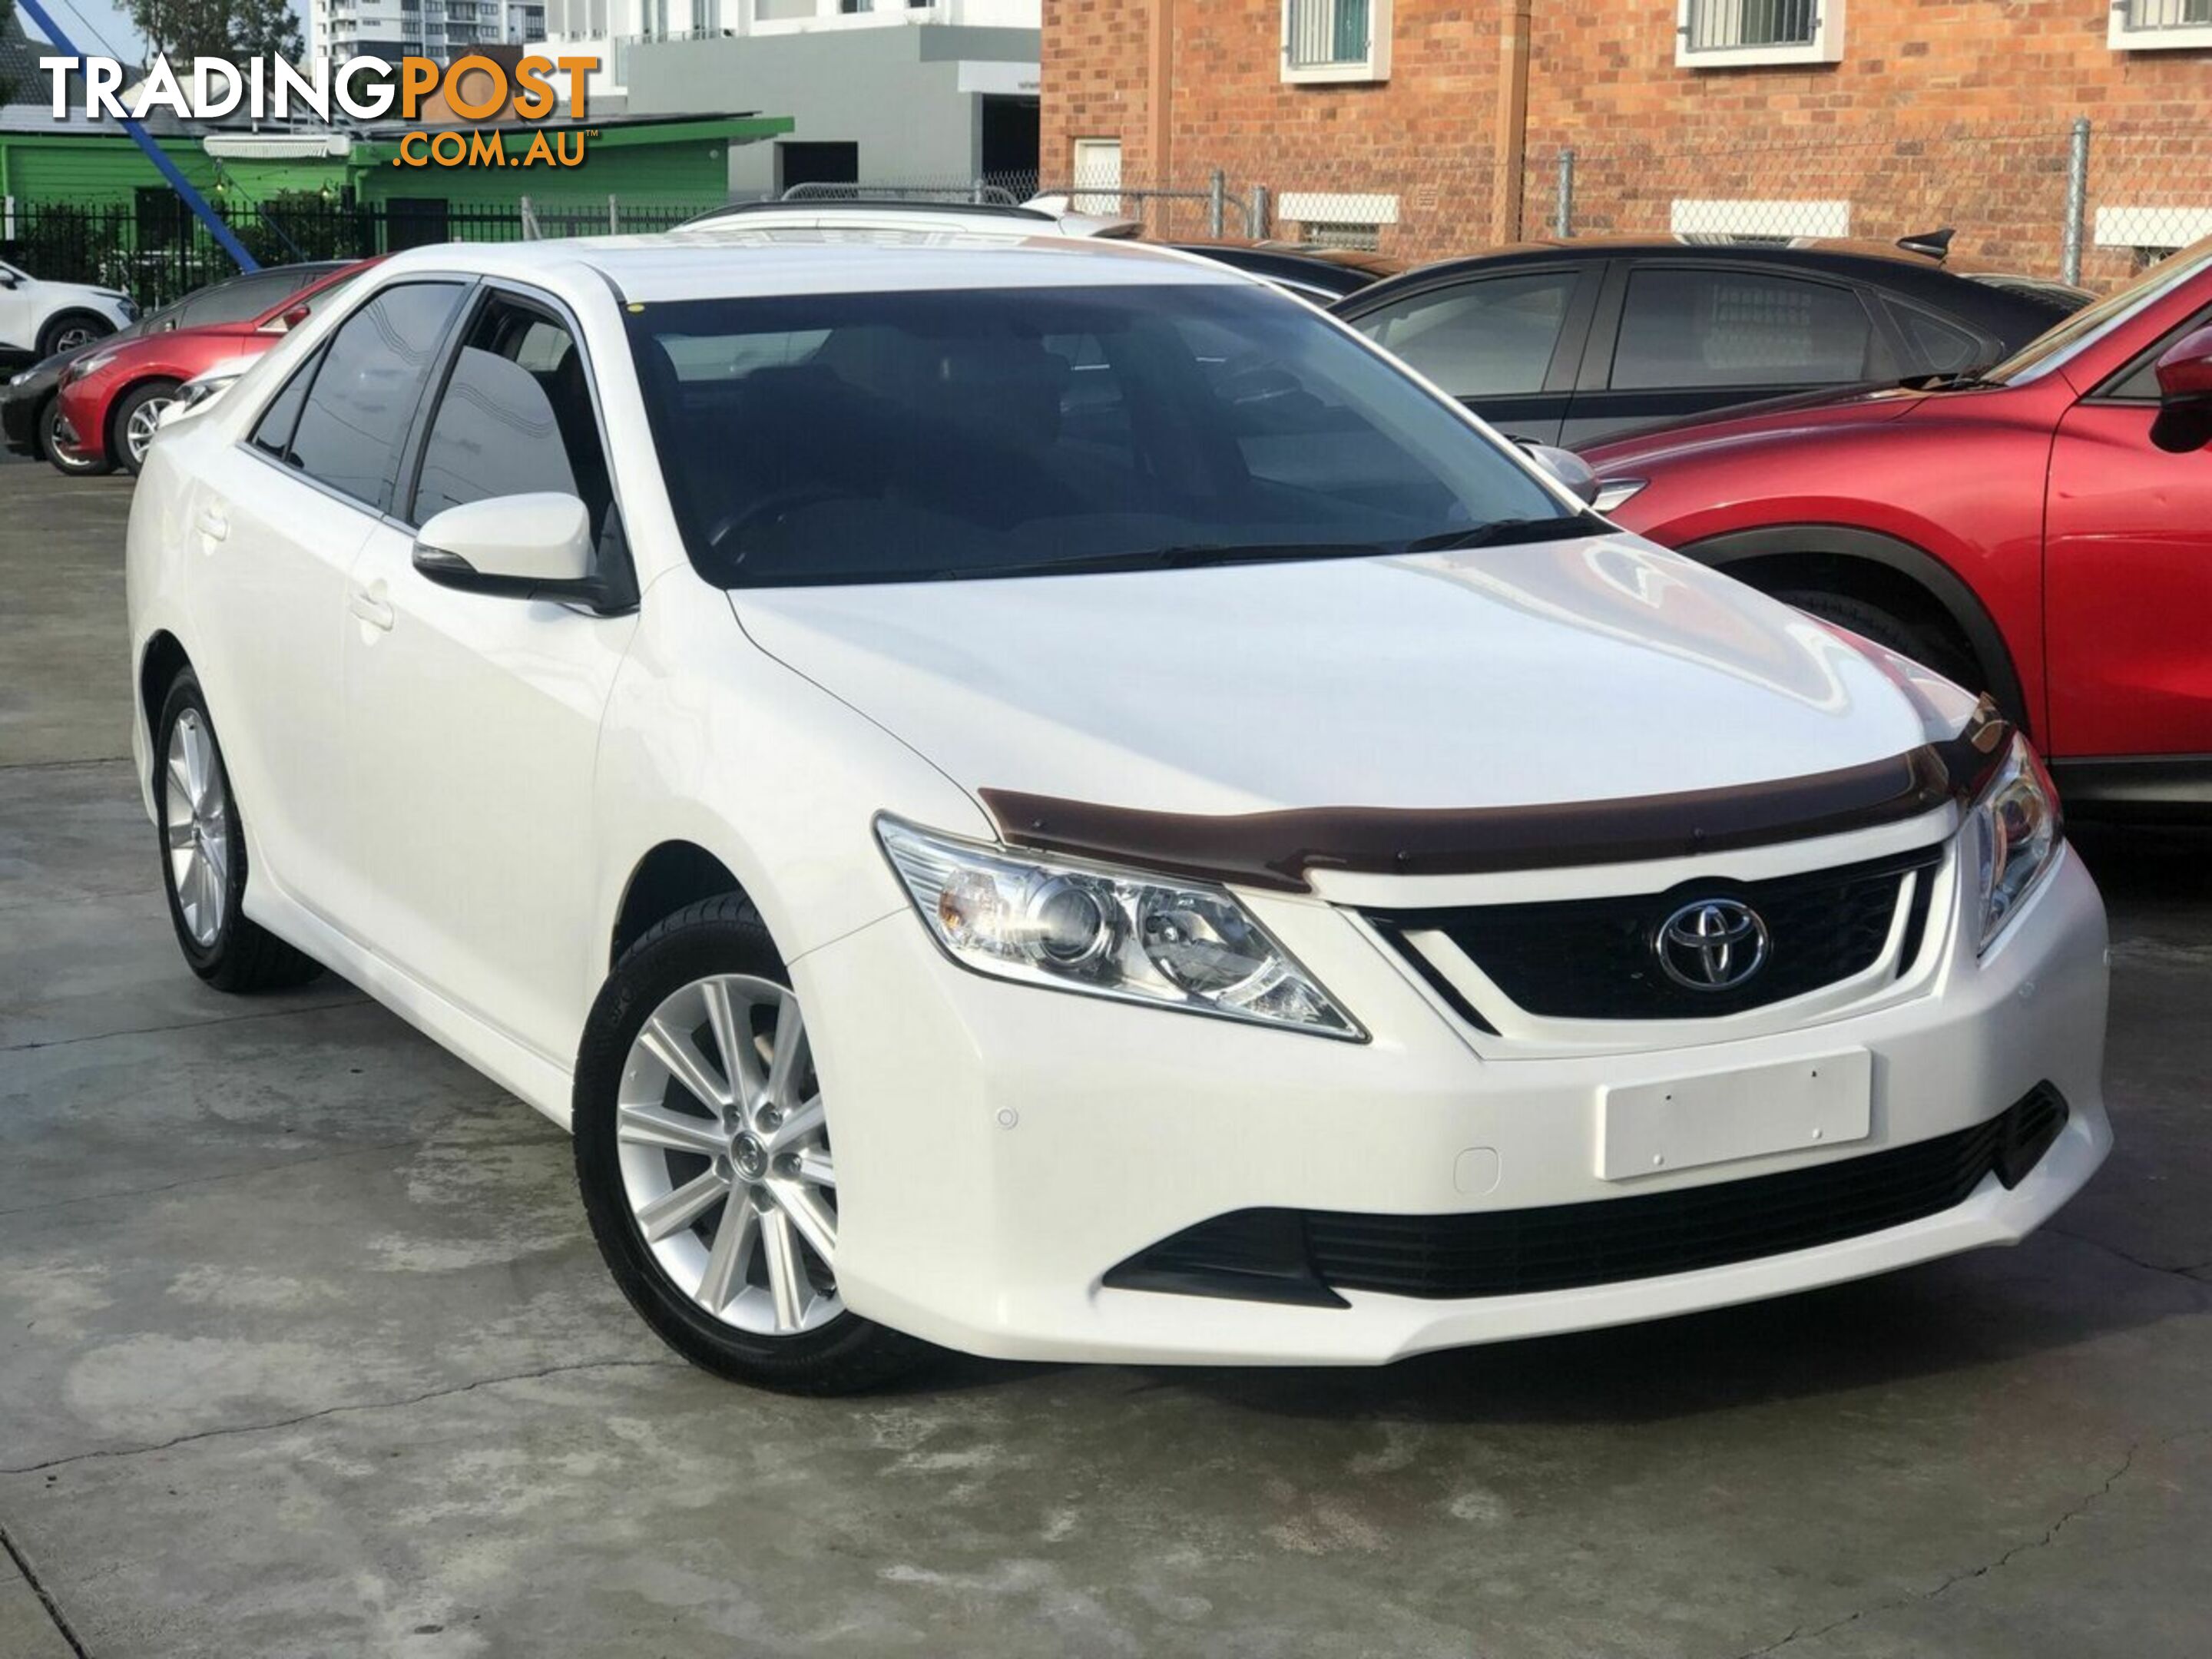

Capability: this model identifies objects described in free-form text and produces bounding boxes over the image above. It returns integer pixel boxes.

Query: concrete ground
[1,455,2207,1659]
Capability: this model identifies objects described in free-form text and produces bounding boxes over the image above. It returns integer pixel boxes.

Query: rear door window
[1351,270,1582,396]
[278,281,469,512]
[1611,267,1875,390]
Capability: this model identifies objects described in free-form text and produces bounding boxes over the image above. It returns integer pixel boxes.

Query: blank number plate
[1598,1050,1873,1181]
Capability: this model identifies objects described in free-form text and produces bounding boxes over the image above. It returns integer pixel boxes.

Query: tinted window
[174,271,298,328]
[251,349,320,458]
[1612,268,1874,390]
[412,297,613,538]
[1353,270,1579,396]
[625,283,1578,588]
[1883,300,1984,375]
[2100,303,2212,402]
[283,282,467,509]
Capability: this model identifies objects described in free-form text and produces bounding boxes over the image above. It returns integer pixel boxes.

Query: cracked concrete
[4,458,2210,1655]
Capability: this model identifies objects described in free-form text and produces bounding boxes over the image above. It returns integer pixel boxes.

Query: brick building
[1041,0,2212,283]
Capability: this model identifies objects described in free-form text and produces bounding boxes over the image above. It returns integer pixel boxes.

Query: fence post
[2061,117,2090,286]
[520,196,539,240]
[608,194,620,235]
[1207,168,1227,240]
[1554,147,1575,239]
[1250,185,1270,240]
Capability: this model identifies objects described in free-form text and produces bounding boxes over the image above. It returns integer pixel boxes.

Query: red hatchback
[1587,240,2212,816]
[53,259,375,476]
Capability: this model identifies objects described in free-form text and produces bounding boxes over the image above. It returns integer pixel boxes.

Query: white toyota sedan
[126,235,2111,1392]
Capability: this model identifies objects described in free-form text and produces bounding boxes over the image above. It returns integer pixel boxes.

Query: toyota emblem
[1655,899,1770,991]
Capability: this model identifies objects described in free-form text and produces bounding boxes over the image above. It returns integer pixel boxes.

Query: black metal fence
[0,195,722,312]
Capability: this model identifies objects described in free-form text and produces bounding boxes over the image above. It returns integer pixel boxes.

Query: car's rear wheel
[112,379,181,475]
[574,896,929,1394]
[1776,588,1981,696]
[37,310,112,359]
[40,397,110,475]
[154,670,325,992]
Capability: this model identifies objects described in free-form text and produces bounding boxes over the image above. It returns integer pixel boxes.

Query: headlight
[7,369,28,387]
[876,816,1362,1038]
[1968,734,2062,952]
[172,376,233,415]
[1592,478,1647,513]
[68,349,119,382]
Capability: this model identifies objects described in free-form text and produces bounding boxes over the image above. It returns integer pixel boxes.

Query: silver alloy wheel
[125,396,174,466]
[51,323,98,353]
[163,709,229,948]
[614,973,841,1336]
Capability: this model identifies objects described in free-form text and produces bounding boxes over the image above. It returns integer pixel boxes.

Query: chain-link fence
[5,117,2204,308]
[1048,117,2207,290]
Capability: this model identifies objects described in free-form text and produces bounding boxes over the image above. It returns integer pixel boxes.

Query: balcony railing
[1682,0,1819,52]
[2114,0,2212,29]
[1284,0,1371,70]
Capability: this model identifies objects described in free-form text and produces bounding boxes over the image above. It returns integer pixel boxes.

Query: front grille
[1371,843,1943,1023]
[1104,1085,2068,1306]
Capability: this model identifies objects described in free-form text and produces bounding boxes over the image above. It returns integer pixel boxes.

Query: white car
[0,258,135,365]
[126,234,2111,1392]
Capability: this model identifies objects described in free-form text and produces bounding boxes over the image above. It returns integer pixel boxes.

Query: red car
[53,259,375,476]
[1587,240,2212,816]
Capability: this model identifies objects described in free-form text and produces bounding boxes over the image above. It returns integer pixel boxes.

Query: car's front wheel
[112,379,182,475]
[154,669,325,992]
[574,896,928,1394]
[40,397,110,475]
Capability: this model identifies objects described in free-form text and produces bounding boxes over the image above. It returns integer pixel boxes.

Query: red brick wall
[1041,0,2212,281]
[1526,2,2212,284]
[1045,0,1512,252]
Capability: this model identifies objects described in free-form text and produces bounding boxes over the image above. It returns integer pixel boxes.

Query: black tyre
[575,894,929,1395]
[41,396,111,476]
[111,379,182,476]
[1776,588,1982,697]
[153,669,324,993]
[36,310,112,359]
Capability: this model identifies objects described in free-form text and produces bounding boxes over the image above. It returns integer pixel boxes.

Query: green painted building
[0,112,792,300]
[2,113,791,214]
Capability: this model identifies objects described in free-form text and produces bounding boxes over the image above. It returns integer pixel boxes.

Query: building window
[1280,190,1399,246]
[1281,0,1391,84]
[2108,0,2212,50]
[1071,137,1121,214]
[1676,0,1843,68]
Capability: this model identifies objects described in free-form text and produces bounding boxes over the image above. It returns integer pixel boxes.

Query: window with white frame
[1676,0,1843,68]
[2108,0,2212,51]
[1281,0,1391,84]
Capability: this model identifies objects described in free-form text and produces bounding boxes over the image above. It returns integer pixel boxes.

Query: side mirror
[260,303,313,335]
[1518,440,1601,507]
[414,494,603,603]
[2151,325,2212,454]
[0,272,18,290]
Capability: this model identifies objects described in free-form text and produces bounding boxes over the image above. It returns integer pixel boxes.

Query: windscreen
[623,283,1578,588]
[1986,239,2212,386]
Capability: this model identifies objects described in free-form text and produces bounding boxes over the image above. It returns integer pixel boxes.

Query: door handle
[347,588,395,631]
[196,506,227,544]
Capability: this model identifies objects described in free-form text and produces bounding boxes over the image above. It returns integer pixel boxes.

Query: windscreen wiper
[921,541,1393,581]
[1402,513,1610,552]
[1897,366,2000,391]
[919,516,1604,582]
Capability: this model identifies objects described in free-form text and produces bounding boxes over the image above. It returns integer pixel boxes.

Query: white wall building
[310,0,549,69]
[542,0,1035,104]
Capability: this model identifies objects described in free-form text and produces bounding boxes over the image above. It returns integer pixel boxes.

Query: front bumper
[793,831,2109,1366]
[1,386,42,454]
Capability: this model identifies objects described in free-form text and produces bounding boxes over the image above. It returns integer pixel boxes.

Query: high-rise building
[310,0,549,68]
